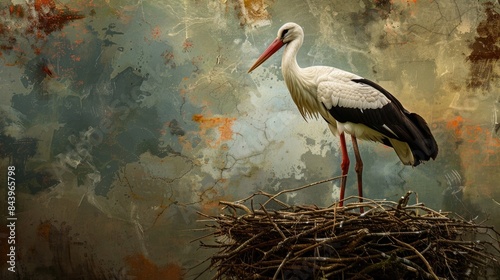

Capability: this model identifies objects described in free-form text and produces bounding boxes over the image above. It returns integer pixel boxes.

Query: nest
[196,178,500,280]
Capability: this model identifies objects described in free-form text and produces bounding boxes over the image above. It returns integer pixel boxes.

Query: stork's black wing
[318,77,438,165]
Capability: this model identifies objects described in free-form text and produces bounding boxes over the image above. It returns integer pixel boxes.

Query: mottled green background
[0,0,498,279]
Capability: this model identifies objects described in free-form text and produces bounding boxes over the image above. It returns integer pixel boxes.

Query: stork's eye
[281,29,289,39]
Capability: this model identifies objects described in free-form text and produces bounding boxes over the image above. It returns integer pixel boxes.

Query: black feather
[326,78,438,166]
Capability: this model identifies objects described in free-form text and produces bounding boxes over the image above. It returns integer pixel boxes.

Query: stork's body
[249,23,438,207]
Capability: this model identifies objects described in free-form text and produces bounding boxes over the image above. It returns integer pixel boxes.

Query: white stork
[248,22,438,207]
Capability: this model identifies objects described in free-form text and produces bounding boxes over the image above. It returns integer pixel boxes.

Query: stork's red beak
[248,38,285,73]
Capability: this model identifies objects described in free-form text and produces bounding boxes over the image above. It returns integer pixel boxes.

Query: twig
[262,176,343,207]
[273,251,292,280]
[212,231,265,260]
[261,204,286,239]
[394,237,441,280]
[219,201,252,215]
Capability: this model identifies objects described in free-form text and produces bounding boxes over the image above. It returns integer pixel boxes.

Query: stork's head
[278,22,303,44]
[248,22,303,73]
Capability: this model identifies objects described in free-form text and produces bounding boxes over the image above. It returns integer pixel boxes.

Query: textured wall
[0,0,498,278]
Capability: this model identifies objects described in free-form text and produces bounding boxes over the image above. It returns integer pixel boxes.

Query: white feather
[382,124,398,137]
[319,81,390,110]
[338,121,414,165]
[388,138,414,165]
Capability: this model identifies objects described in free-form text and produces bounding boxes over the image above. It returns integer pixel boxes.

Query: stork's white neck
[281,38,321,120]
[282,38,302,79]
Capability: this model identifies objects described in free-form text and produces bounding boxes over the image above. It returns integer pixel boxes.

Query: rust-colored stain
[200,192,231,214]
[9,4,25,18]
[0,0,84,57]
[446,115,464,139]
[34,0,56,11]
[151,26,161,40]
[37,220,53,241]
[233,0,273,26]
[32,0,85,36]
[466,2,500,91]
[243,0,270,21]
[192,114,236,147]
[444,114,499,200]
[446,114,500,170]
[125,254,184,280]
[182,38,193,52]
[447,115,500,146]
[70,54,81,61]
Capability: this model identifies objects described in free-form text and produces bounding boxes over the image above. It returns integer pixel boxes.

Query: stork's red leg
[351,135,364,213]
[338,132,349,207]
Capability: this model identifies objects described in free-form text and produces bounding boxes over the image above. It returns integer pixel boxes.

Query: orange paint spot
[447,115,463,129]
[465,126,483,143]
[462,125,500,147]
[445,114,500,172]
[9,4,24,18]
[125,254,184,280]
[446,115,463,137]
[192,114,236,147]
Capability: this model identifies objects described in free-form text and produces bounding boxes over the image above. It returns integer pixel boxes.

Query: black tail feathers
[407,112,438,166]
